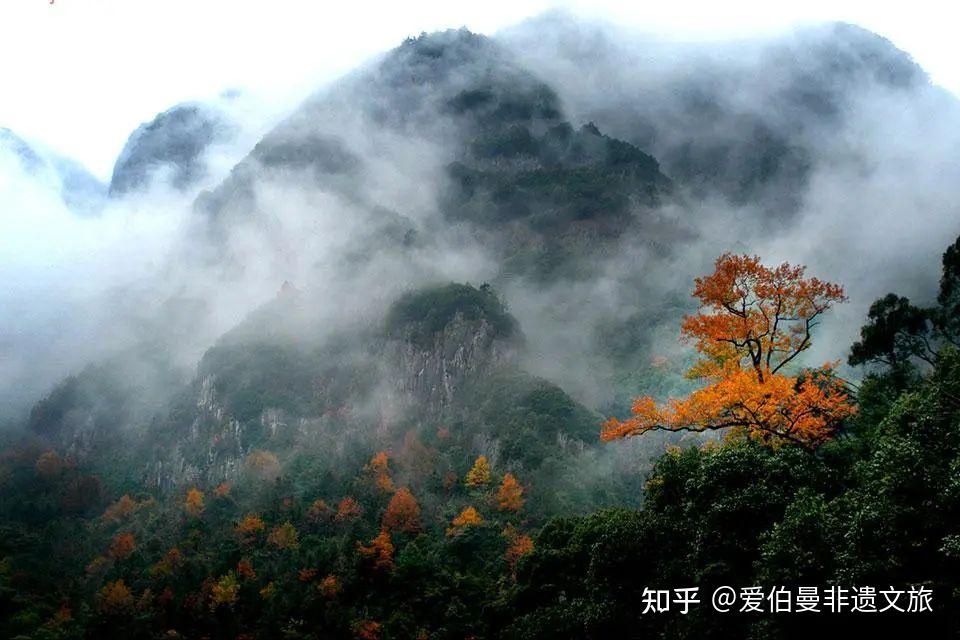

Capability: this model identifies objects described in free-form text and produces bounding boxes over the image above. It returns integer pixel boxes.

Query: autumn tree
[267,522,299,550]
[308,498,332,522]
[102,495,138,524]
[465,456,492,487]
[98,579,134,614]
[210,573,240,610]
[184,488,205,517]
[367,451,395,493]
[236,514,266,543]
[335,496,363,522]
[602,253,855,449]
[503,525,534,571]
[496,473,525,511]
[357,529,395,571]
[318,574,341,598]
[447,506,484,537]
[107,532,136,560]
[382,487,422,533]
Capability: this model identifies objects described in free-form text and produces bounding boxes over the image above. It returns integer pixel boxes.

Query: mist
[3,11,959,442]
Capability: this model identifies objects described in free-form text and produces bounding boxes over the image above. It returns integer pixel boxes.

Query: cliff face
[388,312,519,419]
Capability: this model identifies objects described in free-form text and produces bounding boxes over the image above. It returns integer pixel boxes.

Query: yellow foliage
[465,456,491,487]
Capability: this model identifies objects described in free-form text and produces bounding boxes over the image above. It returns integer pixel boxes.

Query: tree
[465,455,492,487]
[357,529,395,571]
[382,487,422,533]
[497,473,525,511]
[98,580,133,615]
[318,574,341,598]
[107,532,135,560]
[503,525,534,570]
[850,235,960,371]
[447,506,484,537]
[367,451,395,493]
[210,573,240,610]
[602,253,855,449]
[102,495,138,523]
[236,514,266,543]
[184,488,205,517]
[849,294,935,367]
[267,522,299,550]
[335,496,363,522]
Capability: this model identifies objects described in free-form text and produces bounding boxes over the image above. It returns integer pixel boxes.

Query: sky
[1,0,958,180]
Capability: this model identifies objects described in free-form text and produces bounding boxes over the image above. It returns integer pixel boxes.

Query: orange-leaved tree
[602,253,855,449]
[382,487,422,533]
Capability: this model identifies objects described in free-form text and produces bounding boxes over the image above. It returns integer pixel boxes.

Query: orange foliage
[318,574,341,598]
[602,253,855,449]
[236,514,266,543]
[357,529,395,571]
[382,487,421,533]
[108,532,136,560]
[496,473,525,511]
[465,456,491,487]
[237,558,256,580]
[213,482,231,498]
[184,488,205,517]
[503,525,534,570]
[267,522,299,550]
[368,451,395,493]
[98,579,134,614]
[446,506,483,537]
[355,620,382,640]
[102,494,138,523]
[335,496,363,522]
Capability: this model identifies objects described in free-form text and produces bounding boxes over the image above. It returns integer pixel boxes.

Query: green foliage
[384,282,518,347]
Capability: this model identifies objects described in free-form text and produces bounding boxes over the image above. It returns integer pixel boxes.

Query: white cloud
[0,1,956,178]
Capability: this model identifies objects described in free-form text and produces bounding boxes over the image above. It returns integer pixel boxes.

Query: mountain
[3,16,960,639]
[192,29,675,282]
[501,16,933,215]
[0,126,106,215]
[109,102,239,196]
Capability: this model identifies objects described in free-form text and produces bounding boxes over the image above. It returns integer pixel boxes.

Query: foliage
[603,253,855,448]
[464,455,492,487]
[384,282,518,348]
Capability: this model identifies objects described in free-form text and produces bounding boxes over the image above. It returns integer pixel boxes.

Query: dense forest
[2,237,959,638]
[3,14,960,640]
